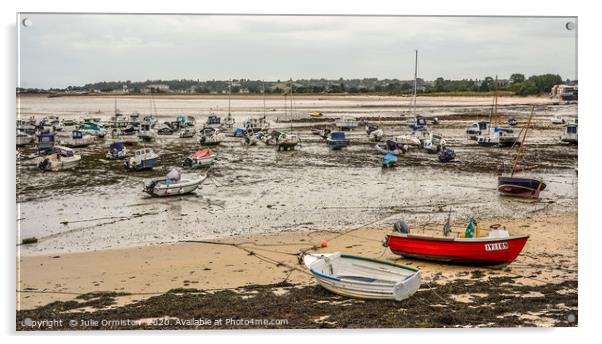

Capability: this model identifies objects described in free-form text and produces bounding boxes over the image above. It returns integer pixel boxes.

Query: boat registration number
[484,242,508,251]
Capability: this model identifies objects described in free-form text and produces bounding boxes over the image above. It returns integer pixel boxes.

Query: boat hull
[185,156,215,168]
[382,153,398,167]
[143,175,207,197]
[386,233,529,266]
[497,176,546,198]
[126,158,158,171]
[326,139,350,150]
[304,253,421,301]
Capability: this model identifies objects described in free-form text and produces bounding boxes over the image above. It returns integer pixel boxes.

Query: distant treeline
[18,74,573,96]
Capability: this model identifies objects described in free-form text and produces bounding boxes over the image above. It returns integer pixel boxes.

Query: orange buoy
[320,240,328,248]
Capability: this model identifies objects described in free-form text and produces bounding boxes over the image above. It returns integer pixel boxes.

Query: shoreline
[17,93,558,102]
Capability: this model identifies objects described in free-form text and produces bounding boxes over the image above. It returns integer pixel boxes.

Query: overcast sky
[18,14,577,89]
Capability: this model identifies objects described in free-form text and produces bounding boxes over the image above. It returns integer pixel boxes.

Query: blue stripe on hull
[498,177,546,191]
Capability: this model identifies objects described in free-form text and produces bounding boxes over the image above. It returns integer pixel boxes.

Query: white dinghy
[143,169,207,197]
[303,252,421,301]
[35,146,82,172]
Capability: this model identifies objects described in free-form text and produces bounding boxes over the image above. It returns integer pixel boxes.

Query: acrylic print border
[12,9,576,334]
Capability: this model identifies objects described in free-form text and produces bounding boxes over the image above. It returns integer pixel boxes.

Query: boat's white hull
[200,133,225,145]
[36,155,82,171]
[304,252,421,301]
[143,175,207,197]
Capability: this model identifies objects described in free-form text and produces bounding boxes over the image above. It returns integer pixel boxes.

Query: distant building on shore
[141,84,170,94]
[551,84,578,101]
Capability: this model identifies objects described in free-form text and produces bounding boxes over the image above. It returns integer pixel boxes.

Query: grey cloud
[18,14,577,88]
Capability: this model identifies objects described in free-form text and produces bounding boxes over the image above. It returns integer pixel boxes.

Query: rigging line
[179,240,313,276]
[422,281,452,305]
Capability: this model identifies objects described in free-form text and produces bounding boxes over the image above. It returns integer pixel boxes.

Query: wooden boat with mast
[497,107,546,199]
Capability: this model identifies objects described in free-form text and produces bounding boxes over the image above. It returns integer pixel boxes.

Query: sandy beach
[17,213,577,328]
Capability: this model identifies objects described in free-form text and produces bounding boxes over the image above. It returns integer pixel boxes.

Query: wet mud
[16,99,577,255]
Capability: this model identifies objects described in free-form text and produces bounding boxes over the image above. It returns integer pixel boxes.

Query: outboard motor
[38,158,50,171]
[393,220,410,234]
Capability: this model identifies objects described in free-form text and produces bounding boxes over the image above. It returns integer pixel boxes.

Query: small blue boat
[326,131,351,150]
[383,152,398,167]
[107,142,127,160]
[233,128,245,137]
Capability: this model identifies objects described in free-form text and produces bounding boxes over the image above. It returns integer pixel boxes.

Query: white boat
[413,127,432,144]
[112,128,140,145]
[142,170,207,197]
[16,131,34,146]
[244,117,270,132]
[223,114,235,129]
[138,123,157,142]
[560,123,578,144]
[421,133,446,153]
[179,127,196,138]
[465,121,490,140]
[476,127,518,147]
[395,134,421,147]
[199,127,225,145]
[242,129,258,146]
[475,77,518,147]
[182,148,216,168]
[57,130,95,147]
[35,146,82,171]
[277,133,300,151]
[551,116,566,125]
[125,148,159,171]
[303,252,421,301]
[369,128,384,142]
[59,119,79,133]
[335,116,358,131]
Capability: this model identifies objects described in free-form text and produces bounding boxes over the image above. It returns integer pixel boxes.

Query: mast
[412,49,418,116]
[493,76,499,127]
[290,78,294,133]
[510,106,534,177]
[228,79,232,116]
[263,80,266,118]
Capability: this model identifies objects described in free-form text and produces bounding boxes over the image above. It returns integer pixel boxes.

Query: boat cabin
[135,148,154,156]
[207,115,221,125]
[561,123,578,144]
[51,146,75,157]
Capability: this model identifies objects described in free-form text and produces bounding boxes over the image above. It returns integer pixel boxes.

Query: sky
[17,14,577,89]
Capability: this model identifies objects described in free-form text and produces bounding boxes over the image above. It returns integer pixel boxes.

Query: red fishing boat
[384,218,529,266]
